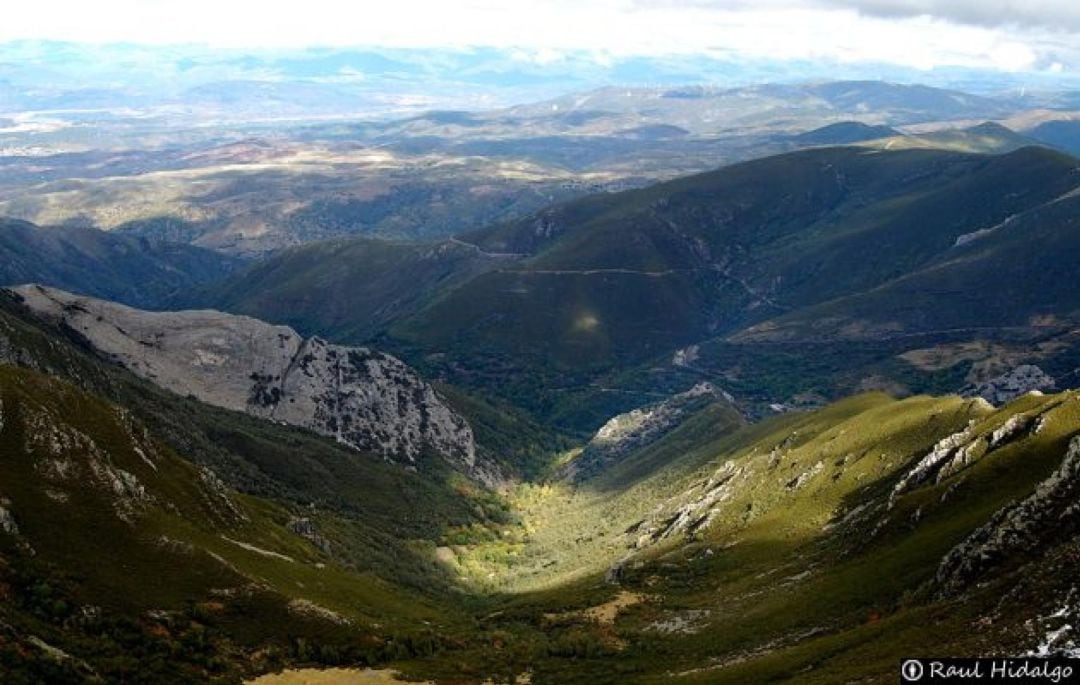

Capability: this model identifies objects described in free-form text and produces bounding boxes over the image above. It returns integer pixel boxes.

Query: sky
[2,0,1077,75]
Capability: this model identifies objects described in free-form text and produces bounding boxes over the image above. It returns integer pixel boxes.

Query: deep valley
[2,32,1080,684]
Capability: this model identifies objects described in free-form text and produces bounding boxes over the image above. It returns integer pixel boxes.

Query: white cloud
[0,0,1074,73]
[819,0,1080,32]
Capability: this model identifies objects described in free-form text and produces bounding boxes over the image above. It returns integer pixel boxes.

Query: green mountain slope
[790,121,899,145]
[911,121,1042,153]
[0,290,495,585]
[383,146,1079,428]
[184,237,511,342]
[186,145,1079,432]
[737,189,1080,343]
[0,218,239,309]
[0,365,470,683]
[4,323,1080,683]
[1028,119,1080,155]
[391,389,1080,683]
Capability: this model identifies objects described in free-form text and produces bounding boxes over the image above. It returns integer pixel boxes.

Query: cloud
[0,0,1075,75]
[820,0,1080,32]
[632,0,1080,31]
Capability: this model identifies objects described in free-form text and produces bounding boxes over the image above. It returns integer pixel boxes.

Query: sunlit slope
[0,291,485,537]
[3,335,1079,683]
[422,390,1080,683]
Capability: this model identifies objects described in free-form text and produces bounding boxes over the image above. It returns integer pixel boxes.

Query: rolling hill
[0,290,513,682]
[886,121,1044,154]
[394,146,1080,425]
[1027,119,1080,155]
[0,218,239,309]
[789,121,899,145]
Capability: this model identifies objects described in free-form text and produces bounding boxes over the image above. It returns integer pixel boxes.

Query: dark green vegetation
[3,133,1080,683]
[0,290,521,681]
[0,218,239,309]
[0,365,475,683]
[200,145,1080,432]
[186,237,509,343]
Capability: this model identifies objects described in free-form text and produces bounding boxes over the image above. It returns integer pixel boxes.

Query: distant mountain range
[5,41,1078,121]
[4,78,1077,258]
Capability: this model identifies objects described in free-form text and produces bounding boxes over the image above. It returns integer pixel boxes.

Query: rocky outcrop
[0,369,248,529]
[21,399,153,523]
[287,598,350,626]
[287,517,332,555]
[891,421,979,504]
[627,461,743,549]
[961,365,1057,406]
[569,383,738,480]
[0,502,18,536]
[891,407,1048,507]
[11,285,480,478]
[935,436,1080,596]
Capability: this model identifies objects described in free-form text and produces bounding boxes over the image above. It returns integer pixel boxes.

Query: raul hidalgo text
[929,659,1074,682]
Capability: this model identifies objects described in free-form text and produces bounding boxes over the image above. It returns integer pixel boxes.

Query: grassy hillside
[0,366,472,683]
[0,291,500,588]
[376,389,1080,684]
[737,190,1080,342]
[865,122,1044,155]
[182,145,1080,432]
[789,121,899,145]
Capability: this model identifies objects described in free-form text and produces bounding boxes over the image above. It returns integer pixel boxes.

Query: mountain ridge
[8,284,500,485]
[0,217,240,309]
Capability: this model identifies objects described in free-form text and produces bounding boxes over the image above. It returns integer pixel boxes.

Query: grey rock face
[287,517,332,555]
[637,461,743,547]
[935,436,1080,597]
[11,285,477,475]
[570,382,737,480]
[891,421,978,504]
[961,365,1057,406]
[892,406,1049,508]
[0,504,18,536]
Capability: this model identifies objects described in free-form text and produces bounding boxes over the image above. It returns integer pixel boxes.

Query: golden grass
[245,668,431,685]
